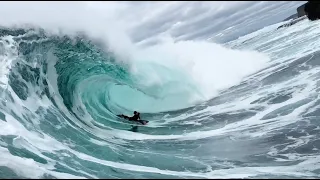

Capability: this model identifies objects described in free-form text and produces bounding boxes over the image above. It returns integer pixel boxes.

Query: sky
[0,1,307,45]
[89,1,306,45]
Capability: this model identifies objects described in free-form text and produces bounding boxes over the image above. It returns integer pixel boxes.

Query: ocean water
[1,8,320,179]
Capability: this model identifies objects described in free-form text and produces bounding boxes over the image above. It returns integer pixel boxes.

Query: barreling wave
[0,24,271,178]
[2,15,320,178]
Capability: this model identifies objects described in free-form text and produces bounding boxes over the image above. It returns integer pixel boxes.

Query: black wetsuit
[118,113,145,124]
[119,113,140,121]
[129,113,140,121]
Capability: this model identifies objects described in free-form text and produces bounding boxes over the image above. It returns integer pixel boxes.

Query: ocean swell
[0,22,270,178]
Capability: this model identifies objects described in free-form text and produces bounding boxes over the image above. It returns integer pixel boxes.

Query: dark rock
[304,1,320,21]
[297,3,306,17]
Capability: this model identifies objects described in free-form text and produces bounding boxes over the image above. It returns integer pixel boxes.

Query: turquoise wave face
[3,27,204,136]
[0,28,193,178]
[6,27,192,121]
[1,27,218,179]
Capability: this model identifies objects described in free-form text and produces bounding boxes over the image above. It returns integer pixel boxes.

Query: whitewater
[0,2,320,179]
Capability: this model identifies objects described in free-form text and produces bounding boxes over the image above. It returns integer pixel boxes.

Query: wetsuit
[129,113,140,121]
[118,113,145,124]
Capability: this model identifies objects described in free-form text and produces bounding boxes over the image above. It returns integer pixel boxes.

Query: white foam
[0,146,85,178]
[131,37,270,104]
[0,36,18,89]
